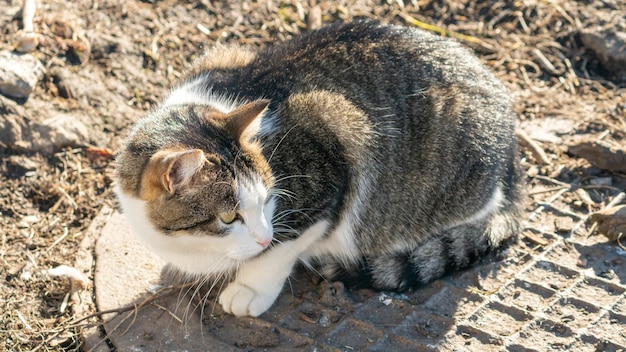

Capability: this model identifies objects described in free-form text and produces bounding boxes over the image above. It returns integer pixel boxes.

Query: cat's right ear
[141,149,206,199]
[224,99,270,143]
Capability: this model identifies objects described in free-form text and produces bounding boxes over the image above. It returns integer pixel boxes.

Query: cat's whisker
[274,227,300,236]
[273,223,301,235]
[273,174,312,184]
[269,187,298,201]
[267,124,299,164]
[199,272,225,324]
[272,208,319,222]
[188,264,232,322]
[273,189,297,198]
[300,258,331,286]
[182,275,211,324]
[212,181,235,189]
[173,274,200,314]
[273,218,304,225]
[208,270,230,317]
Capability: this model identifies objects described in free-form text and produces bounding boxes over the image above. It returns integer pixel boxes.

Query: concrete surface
[89,209,626,351]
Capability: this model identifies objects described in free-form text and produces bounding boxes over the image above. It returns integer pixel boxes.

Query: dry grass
[0,0,624,350]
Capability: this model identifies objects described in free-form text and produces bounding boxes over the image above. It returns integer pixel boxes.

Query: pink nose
[257,238,272,248]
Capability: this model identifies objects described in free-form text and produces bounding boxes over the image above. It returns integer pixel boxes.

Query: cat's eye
[219,211,239,225]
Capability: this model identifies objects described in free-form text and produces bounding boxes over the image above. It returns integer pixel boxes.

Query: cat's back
[182,21,507,105]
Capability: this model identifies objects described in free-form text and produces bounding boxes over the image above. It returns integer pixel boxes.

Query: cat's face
[115,100,275,276]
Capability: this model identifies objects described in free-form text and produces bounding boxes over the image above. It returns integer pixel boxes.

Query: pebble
[30,113,89,154]
[7,155,38,173]
[0,50,45,99]
[580,29,626,81]
[589,177,613,186]
[554,217,574,233]
[519,117,575,144]
[17,215,39,228]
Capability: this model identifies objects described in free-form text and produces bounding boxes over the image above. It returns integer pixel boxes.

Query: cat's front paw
[218,281,278,317]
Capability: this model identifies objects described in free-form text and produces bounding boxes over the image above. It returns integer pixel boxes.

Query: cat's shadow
[105,254,517,350]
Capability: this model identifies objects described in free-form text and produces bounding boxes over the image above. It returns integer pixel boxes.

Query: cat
[114,20,521,317]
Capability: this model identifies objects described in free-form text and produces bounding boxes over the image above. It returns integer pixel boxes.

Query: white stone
[30,113,90,154]
[519,117,575,144]
[0,50,45,99]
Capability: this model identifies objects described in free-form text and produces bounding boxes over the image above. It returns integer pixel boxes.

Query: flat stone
[7,155,38,172]
[94,210,238,351]
[30,113,89,154]
[91,208,626,350]
[580,29,626,81]
[94,210,165,317]
[0,50,45,99]
[519,117,575,144]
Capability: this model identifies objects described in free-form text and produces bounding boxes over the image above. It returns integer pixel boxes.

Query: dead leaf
[86,147,113,162]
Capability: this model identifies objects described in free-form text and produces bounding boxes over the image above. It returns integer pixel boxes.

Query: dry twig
[516,129,552,165]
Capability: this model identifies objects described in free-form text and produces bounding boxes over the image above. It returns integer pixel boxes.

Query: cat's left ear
[225,99,270,143]
[141,149,206,199]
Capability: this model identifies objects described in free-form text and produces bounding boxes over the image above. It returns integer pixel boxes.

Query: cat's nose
[256,237,272,248]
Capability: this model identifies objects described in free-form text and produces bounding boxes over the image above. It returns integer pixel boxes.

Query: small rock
[65,38,91,65]
[569,139,626,173]
[7,155,38,174]
[580,29,626,81]
[599,269,616,280]
[519,117,575,144]
[590,205,626,242]
[575,188,595,206]
[590,177,613,186]
[378,293,392,305]
[14,31,40,53]
[554,217,574,233]
[30,113,89,154]
[17,215,39,228]
[0,50,45,99]
[0,113,25,149]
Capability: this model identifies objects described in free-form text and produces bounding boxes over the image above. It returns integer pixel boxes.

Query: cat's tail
[335,206,520,290]
[333,180,522,291]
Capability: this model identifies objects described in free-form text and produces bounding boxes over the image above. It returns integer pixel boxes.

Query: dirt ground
[0,0,625,351]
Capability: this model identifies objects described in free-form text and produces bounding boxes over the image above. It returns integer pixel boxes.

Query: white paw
[218,281,279,317]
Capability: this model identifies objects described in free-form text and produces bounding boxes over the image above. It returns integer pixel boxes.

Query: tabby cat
[115,21,521,317]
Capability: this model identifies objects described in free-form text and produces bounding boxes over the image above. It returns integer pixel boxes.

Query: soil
[0,0,625,351]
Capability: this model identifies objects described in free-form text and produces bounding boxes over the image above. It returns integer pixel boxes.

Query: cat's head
[114,100,275,277]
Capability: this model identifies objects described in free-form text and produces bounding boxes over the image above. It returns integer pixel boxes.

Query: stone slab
[0,50,44,99]
[92,209,626,351]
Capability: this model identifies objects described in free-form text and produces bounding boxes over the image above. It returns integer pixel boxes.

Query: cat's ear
[162,149,206,194]
[224,99,270,143]
[143,149,206,198]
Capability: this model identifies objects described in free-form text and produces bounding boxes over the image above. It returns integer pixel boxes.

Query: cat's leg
[219,220,329,317]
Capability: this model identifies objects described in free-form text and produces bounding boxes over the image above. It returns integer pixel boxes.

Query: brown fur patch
[186,45,256,77]
[139,149,173,201]
[139,148,206,201]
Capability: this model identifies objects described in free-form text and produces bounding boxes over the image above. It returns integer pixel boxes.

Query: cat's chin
[115,186,246,276]
[148,234,267,277]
